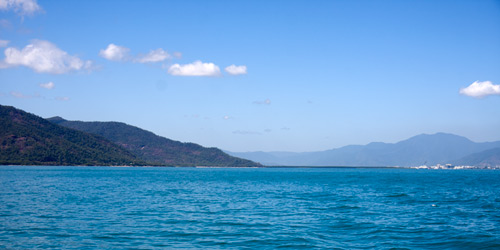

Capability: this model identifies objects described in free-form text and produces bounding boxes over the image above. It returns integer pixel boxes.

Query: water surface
[1,166,499,249]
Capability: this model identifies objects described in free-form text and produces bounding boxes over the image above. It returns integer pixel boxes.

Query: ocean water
[0,166,499,249]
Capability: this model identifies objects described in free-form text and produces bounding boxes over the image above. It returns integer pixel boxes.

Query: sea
[0,166,499,249]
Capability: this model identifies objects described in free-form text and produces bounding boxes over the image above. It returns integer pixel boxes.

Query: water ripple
[1,166,499,249]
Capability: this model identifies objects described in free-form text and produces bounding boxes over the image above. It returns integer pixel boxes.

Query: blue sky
[1,0,499,152]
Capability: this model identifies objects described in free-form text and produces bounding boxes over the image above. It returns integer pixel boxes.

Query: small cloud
[135,48,170,63]
[173,52,182,59]
[253,99,271,105]
[39,81,54,89]
[223,115,233,120]
[281,127,291,131]
[10,91,39,99]
[233,130,262,135]
[0,0,42,16]
[168,60,221,76]
[225,64,247,75]
[459,80,500,98]
[55,96,69,101]
[0,40,9,47]
[1,40,92,74]
[264,129,272,133]
[99,43,130,61]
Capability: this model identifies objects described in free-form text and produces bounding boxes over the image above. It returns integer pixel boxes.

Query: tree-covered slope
[0,105,145,166]
[49,117,261,167]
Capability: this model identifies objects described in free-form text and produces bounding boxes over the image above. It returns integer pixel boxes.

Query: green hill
[48,117,261,167]
[0,105,145,166]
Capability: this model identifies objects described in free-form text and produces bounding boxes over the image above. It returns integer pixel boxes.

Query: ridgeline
[0,105,261,167]
[49,117,260,167]
[0,105,144,166]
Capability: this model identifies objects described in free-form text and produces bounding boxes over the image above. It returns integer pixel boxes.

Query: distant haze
[227,133,500,167]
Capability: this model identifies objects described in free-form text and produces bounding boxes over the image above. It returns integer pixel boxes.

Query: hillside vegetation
[49,117,261,167]
[0,105,145,166]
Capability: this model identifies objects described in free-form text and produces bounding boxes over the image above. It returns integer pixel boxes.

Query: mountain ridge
[227,133,500,167]
[49,117,261,167]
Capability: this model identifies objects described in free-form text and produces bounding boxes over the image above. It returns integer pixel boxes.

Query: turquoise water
[1,166,499,249]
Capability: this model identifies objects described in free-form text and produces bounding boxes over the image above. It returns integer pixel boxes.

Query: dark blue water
[1,166,499,249]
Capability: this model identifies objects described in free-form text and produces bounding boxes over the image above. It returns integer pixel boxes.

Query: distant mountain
[454,147,500,167]
[49,117,261,167]
[228,133,500,167]
[0,105,145,166]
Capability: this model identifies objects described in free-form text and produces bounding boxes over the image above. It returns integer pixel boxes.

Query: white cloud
[223,115,233,120]
[253,99,271,105]
[459,80,500,98]
[135,48,170,63]
[0,0,42,16]
[99,43,130,61]
[168,60,221,76]
[2,40,92,74]
[0,40,9,47]
[39,81,54,89]
[225,64,247,75]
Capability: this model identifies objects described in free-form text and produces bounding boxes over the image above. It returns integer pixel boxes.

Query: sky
[1,0,500,152]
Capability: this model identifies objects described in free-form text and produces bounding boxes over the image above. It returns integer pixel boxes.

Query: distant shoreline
[3,164,499,170]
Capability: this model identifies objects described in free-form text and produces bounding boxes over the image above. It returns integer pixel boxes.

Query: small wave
[385,193,409,198]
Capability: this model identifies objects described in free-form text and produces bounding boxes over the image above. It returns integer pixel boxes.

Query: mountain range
[0,105,260,167]
[227,133,500,167]
[2,104,499,168]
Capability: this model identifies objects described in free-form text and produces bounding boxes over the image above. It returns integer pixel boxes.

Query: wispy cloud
[0,40,9,47]
[233,130,262,135]
[135,48,170,63]
[10,91,39,99]
[173,52,182,59]
[459,80,500,98]
[55,96,69,101]
[99,43,130,62]
[253,99,271,105]
[9,90,68,101]
[0,19,11,29]
[2,40,92,74]
[39,81,54,89]
[225,64,247,75]
[0,0,42,16]
[168,60,221,76]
